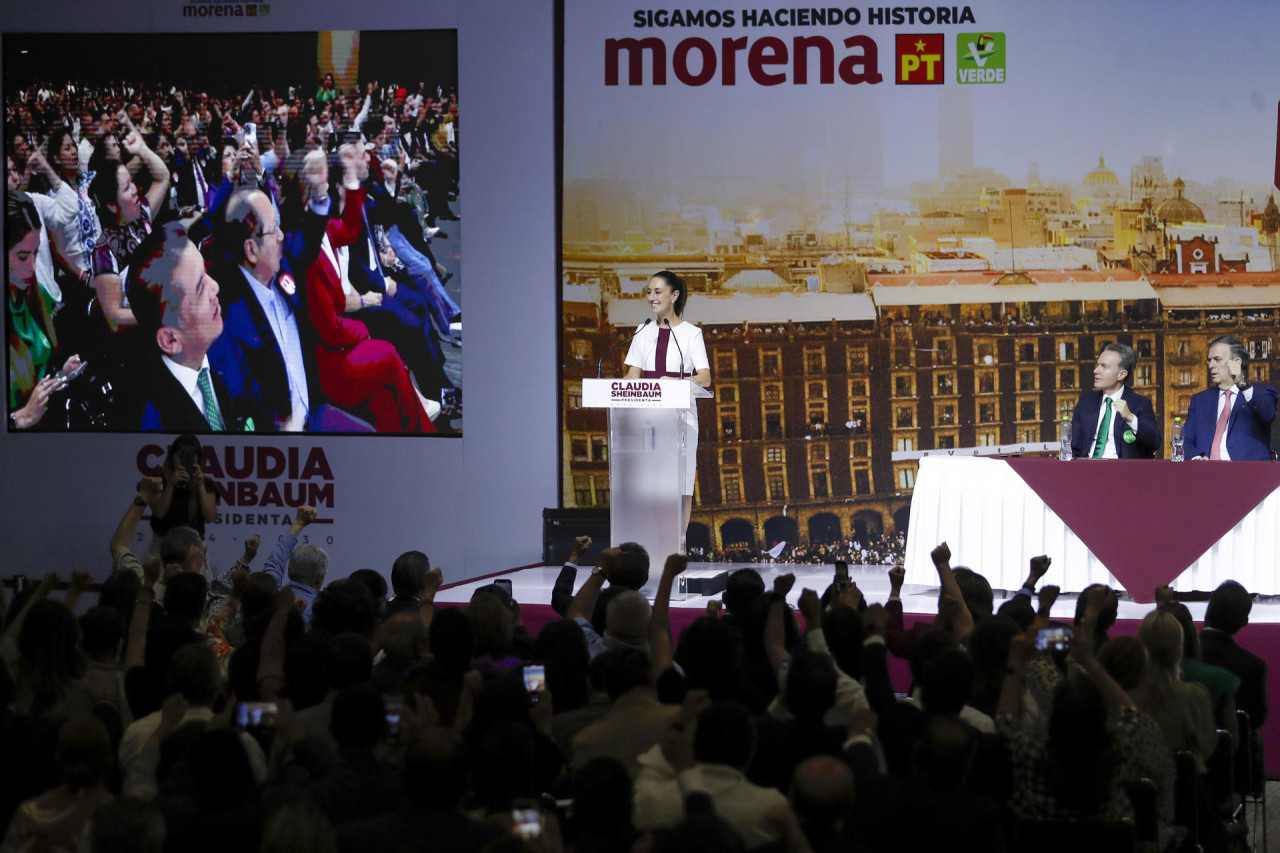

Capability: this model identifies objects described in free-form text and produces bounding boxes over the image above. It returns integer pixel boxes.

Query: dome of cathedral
[1156,178,1205,223]
[1083,153,1119,186]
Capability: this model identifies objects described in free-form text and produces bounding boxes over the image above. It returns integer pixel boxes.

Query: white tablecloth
[903,457,1280,596]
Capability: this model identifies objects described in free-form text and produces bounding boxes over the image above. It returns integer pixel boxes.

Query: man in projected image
[1068,341,1160,459]
[122,222,251,432]
[1184,335,1278,460]
[210,186,369,432]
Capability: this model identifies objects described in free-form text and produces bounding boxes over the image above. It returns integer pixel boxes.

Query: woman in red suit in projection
[305,172,431,433]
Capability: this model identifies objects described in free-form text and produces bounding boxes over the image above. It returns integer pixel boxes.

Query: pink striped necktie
[1209,389,1233,460]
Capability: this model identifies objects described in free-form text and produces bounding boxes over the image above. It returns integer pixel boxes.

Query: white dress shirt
[161,354,212,420]
[1213,385,1255,461]
[1088,387,1140,459]
[241,266,310,428]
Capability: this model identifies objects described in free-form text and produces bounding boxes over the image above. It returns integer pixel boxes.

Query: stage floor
[435,560,1280,624]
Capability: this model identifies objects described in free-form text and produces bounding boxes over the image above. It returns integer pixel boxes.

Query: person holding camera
[144,434,217,558]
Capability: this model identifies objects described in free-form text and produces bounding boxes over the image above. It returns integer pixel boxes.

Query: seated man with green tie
[1068,341,1160,459]
[123,221,253,432]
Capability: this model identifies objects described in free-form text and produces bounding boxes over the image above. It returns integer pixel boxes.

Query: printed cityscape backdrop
[561,2,1280,561]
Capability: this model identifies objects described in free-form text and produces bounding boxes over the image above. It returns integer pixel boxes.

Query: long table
[903,456,1280,601]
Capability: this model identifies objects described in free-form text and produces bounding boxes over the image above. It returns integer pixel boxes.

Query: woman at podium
[623,270,712,532]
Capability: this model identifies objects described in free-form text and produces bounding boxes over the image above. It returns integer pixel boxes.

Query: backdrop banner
[561,0,1280,577]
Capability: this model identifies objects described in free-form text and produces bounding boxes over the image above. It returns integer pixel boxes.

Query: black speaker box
[542,508,610,565]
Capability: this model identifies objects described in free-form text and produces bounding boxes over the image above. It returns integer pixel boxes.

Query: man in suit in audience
[211,186,369,432]
[1069,341,1161,459]
[1201,579,1268,793]
[1201,580,1267,728]
[1184,336,1278,460]
[123,222,250,432]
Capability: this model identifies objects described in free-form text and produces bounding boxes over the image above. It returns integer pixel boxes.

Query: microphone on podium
[663,317,685,379]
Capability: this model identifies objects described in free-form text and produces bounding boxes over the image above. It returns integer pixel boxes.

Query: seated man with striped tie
[1068,341,1161,459]
[1185,335,1278,460]
[121,221,253,432]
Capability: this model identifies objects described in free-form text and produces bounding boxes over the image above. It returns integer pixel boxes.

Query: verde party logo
[956,33,1005,84]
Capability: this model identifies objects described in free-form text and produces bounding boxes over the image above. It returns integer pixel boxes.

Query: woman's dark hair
[533,619,590,713]
[149,130,177,158]
[44,128,74,176]
[1158,601,1201,662]
[650,269,688,316]
[166,433,203,473]
[19,600,86,716]
[88,158,126,220]
[951,568,993,624]
[1046,674,1113,815]
[6,192,40,247]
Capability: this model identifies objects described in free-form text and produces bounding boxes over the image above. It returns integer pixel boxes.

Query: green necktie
[197,367,226,431]
[1091,398,1112,459]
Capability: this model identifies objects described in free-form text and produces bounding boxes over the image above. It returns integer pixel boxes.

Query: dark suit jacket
[1069,386,1161,459]
[1183,384,1278,460]
[133,355,250,433]
[1200,628,1268,727]
[210,266,324,431]
[172,155,215,210]
[383,595,422,619]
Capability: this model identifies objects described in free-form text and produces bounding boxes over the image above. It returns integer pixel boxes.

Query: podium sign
[581,378,692,409]
[582,378,710,591]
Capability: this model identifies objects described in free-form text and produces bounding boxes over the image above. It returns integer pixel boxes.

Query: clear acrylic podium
[582,378,713,591]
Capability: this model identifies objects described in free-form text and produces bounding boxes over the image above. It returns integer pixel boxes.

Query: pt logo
[957,33,1005,83]
[896,34,944,84]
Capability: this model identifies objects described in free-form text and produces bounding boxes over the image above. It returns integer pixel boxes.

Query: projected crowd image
[5,30,461,434]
